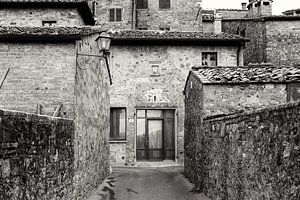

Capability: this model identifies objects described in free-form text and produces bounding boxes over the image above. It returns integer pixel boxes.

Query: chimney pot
[242,3,247,10]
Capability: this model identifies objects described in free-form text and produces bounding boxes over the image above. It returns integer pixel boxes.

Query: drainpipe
[241,3,247,10]
[92,0,97,23]
[131,0,135,29]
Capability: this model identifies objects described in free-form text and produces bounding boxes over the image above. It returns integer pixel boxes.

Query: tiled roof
[0,26,96,41]
[282,8,300,14]
[191,66,300,84]
[108,30,249,42]
[0,0,86,3]
[223,15,300,22]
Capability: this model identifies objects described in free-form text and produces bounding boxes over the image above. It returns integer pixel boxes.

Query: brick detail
[0,43,76,118]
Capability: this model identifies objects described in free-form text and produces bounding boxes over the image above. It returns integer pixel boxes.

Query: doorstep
[131,160,181,168]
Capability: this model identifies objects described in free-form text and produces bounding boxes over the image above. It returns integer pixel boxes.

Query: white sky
[203,0,300,15]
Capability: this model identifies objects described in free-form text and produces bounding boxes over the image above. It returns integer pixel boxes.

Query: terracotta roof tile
[108,30,249,41]
[0,26,97,41]
[191,66,300,84]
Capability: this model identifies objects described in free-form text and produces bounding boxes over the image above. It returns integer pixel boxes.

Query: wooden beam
[36,104,42,115]
[0,67,10,90]
[53,103,63,117]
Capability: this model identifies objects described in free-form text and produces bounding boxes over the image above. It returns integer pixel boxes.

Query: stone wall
[109,44,240,165]
[0,109,75,200]
[222,20,267,65]
[73,34,110,198]
[265,20,300,66]
[185,101,300,200]
[203,83,287,116]
[217,10,248,19]
[184,71,203,181]
[95,0,133,29]
[0,34,111,200]
[222,19,300,66]
[136,0,202,31]
[0,42,76,118]
[95,0,202,31]
[0,8,84,26]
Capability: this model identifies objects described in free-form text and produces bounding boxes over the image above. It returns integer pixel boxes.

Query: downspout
[237,46,240,66]
[131,0,135,29]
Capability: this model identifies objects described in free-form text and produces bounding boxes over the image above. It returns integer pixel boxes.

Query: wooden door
[136,109,175,161]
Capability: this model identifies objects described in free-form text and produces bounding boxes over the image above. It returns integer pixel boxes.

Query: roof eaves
[0,26,95,42]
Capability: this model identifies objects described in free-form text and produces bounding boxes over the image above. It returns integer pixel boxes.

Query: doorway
[136,109,175,161]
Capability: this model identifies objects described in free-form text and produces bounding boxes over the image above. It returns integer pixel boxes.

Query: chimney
[214,13,222,34]
[241,3,247,10]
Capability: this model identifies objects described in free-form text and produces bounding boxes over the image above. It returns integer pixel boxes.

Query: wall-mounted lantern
[76,32,113,85]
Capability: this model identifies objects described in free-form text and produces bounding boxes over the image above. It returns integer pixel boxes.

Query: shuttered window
[109,8,122,22]
[159,0,170,9]
[110,108,126,141]
[137,0,148,9]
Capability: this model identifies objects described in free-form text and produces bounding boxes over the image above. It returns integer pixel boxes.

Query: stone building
[107,30,248,165]
[202,0,300,66]
[184,66,300,117]
[0,26,111,199]
[223,16,300,66]
[282,8,300,16]
[0,0,95,26]
[95,0,203,31]
[183,66,300,200]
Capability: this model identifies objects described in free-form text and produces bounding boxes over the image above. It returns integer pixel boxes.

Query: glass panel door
[148,120,163,160]
[136,109,175,161]
[136,118,146,160]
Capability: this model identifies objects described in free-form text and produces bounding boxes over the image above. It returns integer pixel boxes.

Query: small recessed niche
[152,65,159,75]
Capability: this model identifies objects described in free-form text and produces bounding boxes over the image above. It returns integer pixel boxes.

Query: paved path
[86,166,210,200]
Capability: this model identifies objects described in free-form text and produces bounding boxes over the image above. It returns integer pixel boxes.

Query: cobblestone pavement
[86,166,210,200]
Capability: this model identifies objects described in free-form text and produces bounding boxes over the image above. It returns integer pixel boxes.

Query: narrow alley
[86,167,210,200]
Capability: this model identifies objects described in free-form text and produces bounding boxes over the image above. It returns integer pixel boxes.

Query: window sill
[136,8,149,11]
[110,140,128,144]
[150,74,161,77]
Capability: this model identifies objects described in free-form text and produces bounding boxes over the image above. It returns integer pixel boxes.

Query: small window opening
[202,52,218,66]
[42,20,57,27]
[263,2,270,6]
[109,8,122,22]
[159,27,170,31]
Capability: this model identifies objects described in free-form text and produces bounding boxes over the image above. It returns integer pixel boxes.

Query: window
[202,52,217,66]
[109,8,122,22]
[263,2,270,6]
[110,108,126,141]
[137,0,148,9]
[42,20,57,27]
[240,29,246,37]
[159,27,170,31]
[159,0,170,9]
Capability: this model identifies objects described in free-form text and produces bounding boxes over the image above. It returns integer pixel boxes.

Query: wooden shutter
[159,0,170,9]
[116,9,122,21]
[137,0,148,9]
[109,9,115,21]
